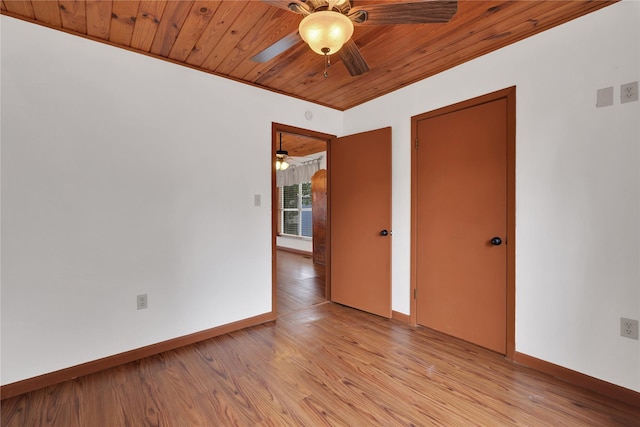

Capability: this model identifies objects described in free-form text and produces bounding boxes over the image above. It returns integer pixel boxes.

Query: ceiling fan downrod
[322,47,331,78]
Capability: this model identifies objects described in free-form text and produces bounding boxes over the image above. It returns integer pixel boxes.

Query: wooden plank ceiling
[2,0,616,111]
[280,131,327,156]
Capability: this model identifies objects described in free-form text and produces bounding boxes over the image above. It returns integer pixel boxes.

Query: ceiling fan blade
[261,0,310,14]
[251,31,303,63]
[338,39,370,76]
[349,0,458,25]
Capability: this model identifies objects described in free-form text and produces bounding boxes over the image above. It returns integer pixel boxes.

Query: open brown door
[414,88,515,355]
[331,127,392,318]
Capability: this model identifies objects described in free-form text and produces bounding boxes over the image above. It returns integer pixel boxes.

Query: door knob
[490,237,502,246]
[380,229,389,236]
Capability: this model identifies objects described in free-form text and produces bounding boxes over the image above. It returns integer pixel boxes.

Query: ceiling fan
[252,0,458,77]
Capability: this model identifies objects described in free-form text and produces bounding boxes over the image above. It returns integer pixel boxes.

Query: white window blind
[280,182,312,237]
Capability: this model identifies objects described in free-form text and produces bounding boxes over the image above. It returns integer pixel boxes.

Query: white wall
[0,16,342,385]
[344,1,640,392]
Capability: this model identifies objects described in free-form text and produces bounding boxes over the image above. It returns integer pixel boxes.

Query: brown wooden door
[416,98,508,354]
[311,169,327,265]
[331,127,392,318]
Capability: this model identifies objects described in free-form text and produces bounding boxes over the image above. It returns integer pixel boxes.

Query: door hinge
[413,288,417,299]
[415,138,419,149]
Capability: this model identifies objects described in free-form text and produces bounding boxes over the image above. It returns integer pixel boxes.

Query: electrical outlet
[620,82,638,104]
[137,294,148,310]
[620,317,638,340]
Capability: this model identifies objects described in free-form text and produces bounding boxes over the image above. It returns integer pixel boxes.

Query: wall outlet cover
[137,294,148,310]
[620,81,638,104]
[620,317,639,340]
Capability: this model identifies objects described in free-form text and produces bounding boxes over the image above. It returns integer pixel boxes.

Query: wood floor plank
[2,254,639,426]
[277,249,326,316]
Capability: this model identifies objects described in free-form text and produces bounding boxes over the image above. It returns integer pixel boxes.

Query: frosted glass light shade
[275,158,289,170]
[299,11,354,55]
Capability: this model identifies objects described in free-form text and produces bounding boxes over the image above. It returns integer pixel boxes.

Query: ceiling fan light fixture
[276,133,290,170]
[299,11,354,55]
[275,153,290,170]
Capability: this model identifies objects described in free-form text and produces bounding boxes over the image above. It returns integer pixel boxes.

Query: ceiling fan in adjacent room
[252,0,458,77]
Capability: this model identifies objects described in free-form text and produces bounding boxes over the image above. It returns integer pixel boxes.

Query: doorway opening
[271,124,334,317]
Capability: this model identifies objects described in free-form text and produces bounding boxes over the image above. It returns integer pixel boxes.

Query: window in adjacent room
[280,182,312,238]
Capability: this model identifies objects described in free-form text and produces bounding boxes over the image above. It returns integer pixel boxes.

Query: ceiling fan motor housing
[303,0,352,14]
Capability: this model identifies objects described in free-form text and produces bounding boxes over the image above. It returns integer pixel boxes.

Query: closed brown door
[331,127,392,318]
[416,98,508,354]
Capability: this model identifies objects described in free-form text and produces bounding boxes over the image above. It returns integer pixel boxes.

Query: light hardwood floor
[277,250,326,316]
[2,253,639,426]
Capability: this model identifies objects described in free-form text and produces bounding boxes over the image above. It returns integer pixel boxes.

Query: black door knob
[380,230,389,236]
[490,237,502,246]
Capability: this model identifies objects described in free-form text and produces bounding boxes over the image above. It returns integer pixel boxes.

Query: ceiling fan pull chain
[322,47,331,78]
